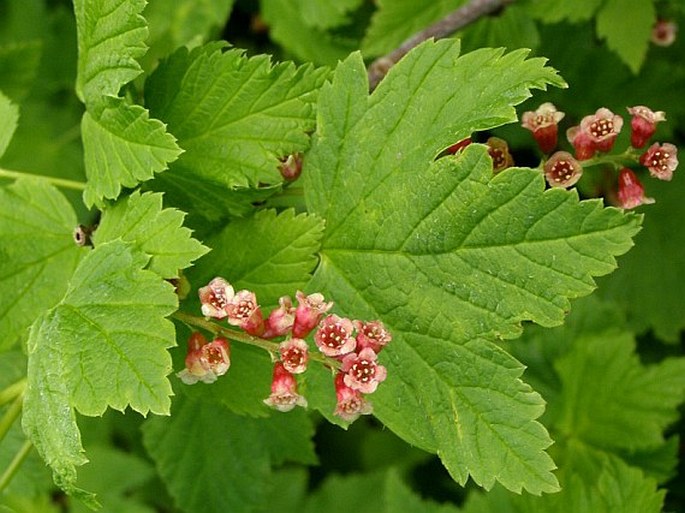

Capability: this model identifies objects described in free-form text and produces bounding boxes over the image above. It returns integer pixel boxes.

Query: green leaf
[299,0,365,30]
[22,240,177,501]
[261,0,360,65]
[554,332,685,452]
[0,91,19,158]
[73,0,147,103]
[146,43,328,189]
[81,98,183,207]
[598,172,685,342]
[0,41,42,102]
[303,469,458,513]
[304,45,639,494]
[21,314,94,507]
[142,395,316,513]
[461,448,664,513]
[185,209,324,308]
[37,240,177,416]
[362,0,464,57]
[525,0,604,23]
[93,190,209,279]
[143,0,235,70]
[461,5,540,54]
[144,43,327,219]
[0,179,85,349]
[596,0,655,73]
[69,445,156,513]
[0,352,54,499]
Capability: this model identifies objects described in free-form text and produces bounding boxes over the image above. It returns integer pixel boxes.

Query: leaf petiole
[0,393,24,446]
[0,167,87,191]
[0,440,33,493]
[0,378,26,408]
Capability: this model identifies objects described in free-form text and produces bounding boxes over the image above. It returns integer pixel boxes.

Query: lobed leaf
[362,0,464,57]
[93,190,209,279]
[526,0,604,23]
[185,208,325,308]
[22,240,178,501]
[0,178,85,349]
[261,0,360,65]
[598,168,685,341]
[81,98,183,207]
[0,41,42,102]
[146,42,328,189]
[22,314,95,507]
[142,395,316,513]
[299,0,365,30]
[304,44,640,494]
[303,469,459,513]
[596,0,655,73]
[0,90,19,158]
[143,0,235,70]
[461,447,664,513]
[73,0,147,104]
[554,332,685,453]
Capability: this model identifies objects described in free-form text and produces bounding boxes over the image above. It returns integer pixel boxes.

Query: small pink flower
[353,320,391,354]
[279,153,303,181]
[651,19,678,47]
[521,102,565,154]
[627,106,666,148]
[292,291,334,338]
[617,168,655,209]
[198,277,234,319]
[544,151,583,188]
[640,142,678,181]
[177,333,231,385]
[263,362,307,412]
[486,137,514,173]
[225,289,265,336]
[341,348,387,394]
[580,107,623,153]
[445,137,472,155]
[333,373,373,423]
[314,314,356,357]
[263,296,295,338]
[278,338,309,374]
[566,125,596,160]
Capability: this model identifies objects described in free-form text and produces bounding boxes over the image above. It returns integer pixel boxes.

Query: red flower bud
[617,168,655,209]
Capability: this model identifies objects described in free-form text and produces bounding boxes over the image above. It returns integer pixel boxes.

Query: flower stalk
[0,167,87,191]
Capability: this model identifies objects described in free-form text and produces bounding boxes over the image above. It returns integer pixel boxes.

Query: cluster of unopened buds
[177,277,392,423]
[448,102,679,210]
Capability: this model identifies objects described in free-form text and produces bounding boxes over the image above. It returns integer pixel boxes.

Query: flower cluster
[179,278,392,423]
[316,317,391,422]
[518,103,679,209]
[177,332,231,385]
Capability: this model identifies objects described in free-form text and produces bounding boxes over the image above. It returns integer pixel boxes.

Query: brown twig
[367,0,515,91]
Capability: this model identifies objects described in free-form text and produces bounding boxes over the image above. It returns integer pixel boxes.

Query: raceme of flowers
[444,102,679,209]
[178,277,392,423]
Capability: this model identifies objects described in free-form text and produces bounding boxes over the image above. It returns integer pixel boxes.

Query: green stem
[0,379,26,408]
[172,311,340,369]
[0,394,23,446]
[265,186,306,210]
[0,440,33,493]
[0,168,87,191]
